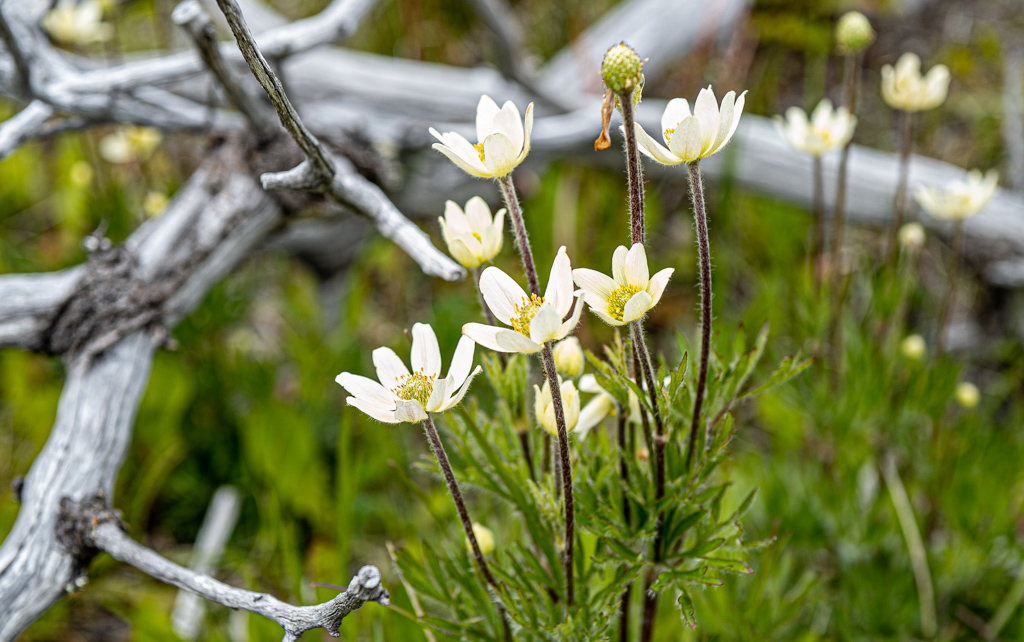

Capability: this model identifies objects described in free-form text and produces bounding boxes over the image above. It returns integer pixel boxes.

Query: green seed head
[602,42,644,94]
[835,11,875,54]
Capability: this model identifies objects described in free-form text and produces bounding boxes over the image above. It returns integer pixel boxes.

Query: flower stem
[498,174,541,297]
[421,415,511,641]
[686,160,713,468]
[937,220,964,355]
[519,431,536,480]
[540,343,575,607]
[828,52,862,390]
[616,91,646,244]
[616,406,632,640]
[881,454,937,639]
[812,155,826,292]
[887,110,916,264]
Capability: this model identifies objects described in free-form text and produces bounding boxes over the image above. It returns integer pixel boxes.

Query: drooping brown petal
[594,89,614,151]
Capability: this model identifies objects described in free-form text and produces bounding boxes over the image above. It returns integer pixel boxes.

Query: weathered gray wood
[0,267,84,349]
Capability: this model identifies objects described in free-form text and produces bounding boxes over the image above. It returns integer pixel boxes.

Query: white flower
[42,0,113,45]
[574,374,641,438]
[775,99,857,157]
[572,243,673,326]
[430,95,534,178]
[632,86,746,165]
[955,382,980,409]
[881,53,950,112]
[463,247,585,354]
[534,378,580,437]
[914,169,998,221]
[439,197,505,269]
[898,222,926,250]
[900,334,926,361]
[336,323,482,423]
[552,337,585,379]
[99,126,163,164]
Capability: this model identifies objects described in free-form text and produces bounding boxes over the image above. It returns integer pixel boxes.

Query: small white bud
[898,223,926,250]
[552,337,584,379]
[836,11,875,54]
[900,334,926,361]
[467,522,495,556]
[955,382,980,409]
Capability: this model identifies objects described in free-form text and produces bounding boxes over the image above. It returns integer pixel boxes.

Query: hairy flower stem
[519,432,536,480]
[686,161,713,468]
[616,91,646,244]
[812,156,826,292]
[937,221,964,355]
[498,174,541,297]
[540,344,576,607]
[829,52,862,391]
[887,110,916,264]
[421,416,511,640]
[618,405,632,642]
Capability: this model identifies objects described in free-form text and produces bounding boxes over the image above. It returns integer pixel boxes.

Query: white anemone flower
[439,197,505,269]
[776,99,857,157]
[429,95,534,178]
[572,243,673,326]
[336,323,482,424]
[881,53,950,113]
[463,247,585,354]
[632,86,746,165]
[575,374,641,438]
[914,169,998,221]
[42,0,113,45]
[534,378,581,437]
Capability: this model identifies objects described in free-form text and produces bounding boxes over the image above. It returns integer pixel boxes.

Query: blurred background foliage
[2,0,1024,639]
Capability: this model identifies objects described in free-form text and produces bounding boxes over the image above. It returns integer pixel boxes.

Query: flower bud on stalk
[900,335,926,361]
[601,42,644,95]
[898,223,926,251]
[552,337,585,379]
[835,11,875,55]
[956,382,980,409]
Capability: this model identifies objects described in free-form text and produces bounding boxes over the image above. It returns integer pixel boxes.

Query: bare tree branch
[0,99,54,158]
[0,267,84,350]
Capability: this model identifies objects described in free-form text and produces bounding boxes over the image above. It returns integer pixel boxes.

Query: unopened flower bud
[836,11,875,55]
[467,522,495,556]
[552,337,584,379]
[636,447,649,462]
[601,42,644,94]
[955,382,980,409]
[898,222,926,250]
[900,334,926,361]
[534,379,580,437]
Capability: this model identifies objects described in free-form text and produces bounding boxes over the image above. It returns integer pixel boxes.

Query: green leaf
[677,589,698,629]
[703,556,754,574]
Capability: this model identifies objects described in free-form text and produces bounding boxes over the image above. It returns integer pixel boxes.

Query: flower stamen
[393,370,435,407]
[606,283,643,322]
[510,294,546,336]
[473,142,486,163]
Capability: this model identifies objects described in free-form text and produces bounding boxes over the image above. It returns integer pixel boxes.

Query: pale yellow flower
[900,335,926,361]
[42,0,113,45]
[632,86,746,165]
[439,197,504,269]
[430,96,534,178]
[534,378,580,437]
[69,161,94,187]
[898,223,926,250]
[462,247,585,354]
[572,243,673,326]
[467,523,495,556]
[336,323,482,423]
[881,53,950,112]
[99,126,163,164]
[776,99,857,157]
[144,191,169,217]
[914,169,998,221]
[955,382,980,409]
[552,337,584,379]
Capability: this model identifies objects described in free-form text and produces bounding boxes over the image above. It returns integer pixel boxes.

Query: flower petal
[646,267,674,308]
[411,323,442,377]
[447,335,476,387]
[592,307,625,327]
[632,123,683,165]
[425,376,451,412]
[717,91,746,155]
[624,243,649,288]
[347,396,401,423]
[482,133,519,177]
[479,266,527,325]
[713,91,737,152]
[572,268,616,301]
[555,294,586,339]
[693,86,720,153]
[476,95,501,142]
[545,246,574,317]
[518,102,534,164]
[438,365,483,411]
[395,399,428,423]
[578,373,605,394]
[530,303,562,344]
[661,98,691,141]
[612,245,628,283]
[373,347,409,390]
[443,200,472,233]
[432,142,489,178]
[463,196,492,230]
[430,129,485,171]
[668,116,703,163]
[336,373,398,408]
[575,393,614,438]
[463,323,542,354]
[493,101,524,154]
[622,290,653,323]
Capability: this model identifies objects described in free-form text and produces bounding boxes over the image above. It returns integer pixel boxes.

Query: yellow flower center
[510,294,546,336]
[473,142,486,163]
[392,370,435,407]
[606,283,643,322]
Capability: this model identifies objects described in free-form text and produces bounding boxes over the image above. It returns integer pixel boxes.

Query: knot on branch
[43,247,159,359]
[55,491,125,563]
[318,565,389,635]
